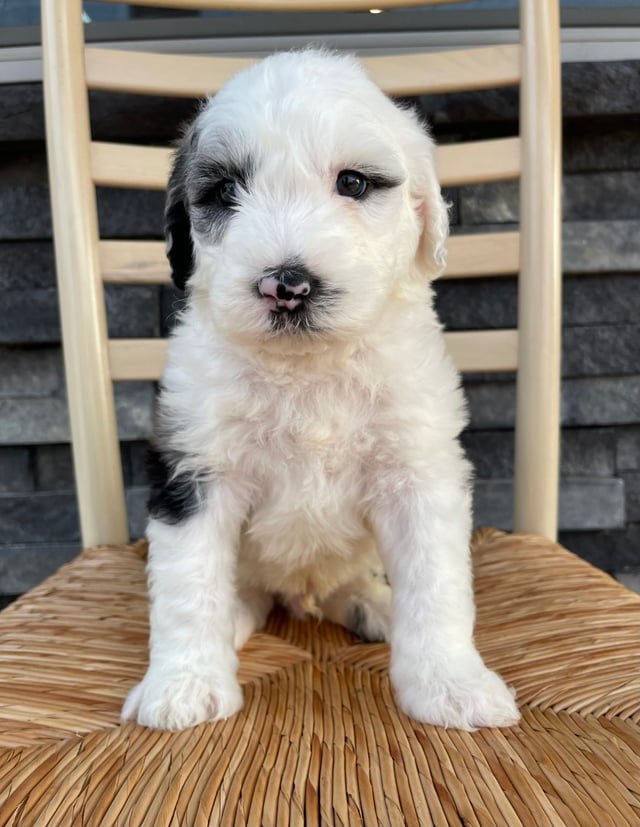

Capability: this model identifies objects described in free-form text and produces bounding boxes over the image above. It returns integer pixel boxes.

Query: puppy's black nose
[259,264,314,310]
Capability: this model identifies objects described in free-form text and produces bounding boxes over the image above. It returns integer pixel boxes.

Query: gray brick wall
[1,60,639,595]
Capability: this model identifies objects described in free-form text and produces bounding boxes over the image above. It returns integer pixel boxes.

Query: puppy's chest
[245,385,375,476]
[227,379,377,528]
[244,395,373,564]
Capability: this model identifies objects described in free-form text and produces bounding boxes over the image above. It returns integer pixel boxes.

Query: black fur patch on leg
[347,603,386,643]
[146,447,203,524]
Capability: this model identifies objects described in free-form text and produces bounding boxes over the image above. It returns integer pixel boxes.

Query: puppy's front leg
[122,480,246,731]
[369,477,520,731]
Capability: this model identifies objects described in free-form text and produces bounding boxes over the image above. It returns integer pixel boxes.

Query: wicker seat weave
[1,528,638,826]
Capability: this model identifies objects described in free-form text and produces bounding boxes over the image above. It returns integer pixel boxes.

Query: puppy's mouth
[268,301,319,334]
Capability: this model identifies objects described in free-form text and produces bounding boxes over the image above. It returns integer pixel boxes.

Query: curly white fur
[122,48,520,732]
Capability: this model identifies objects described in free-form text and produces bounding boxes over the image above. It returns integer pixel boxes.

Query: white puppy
[122,49,520,732]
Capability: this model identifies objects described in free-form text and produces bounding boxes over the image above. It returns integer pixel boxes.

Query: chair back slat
[100,0,473,10]
[436,137,520,186]
[107,330,519,382]
[90,137,520,190]
[99,232,521,285]
[85,48,257,97]
[446,232,520,279]
[364,46,521,95]
[90,142,169,190]
[445,330,519,374]
[100,240,170,284]
[108,339,168,381]
[85,44,521,98]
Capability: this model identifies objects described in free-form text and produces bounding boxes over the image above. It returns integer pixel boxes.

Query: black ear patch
[165,199,194,292]
[165,139,194,291]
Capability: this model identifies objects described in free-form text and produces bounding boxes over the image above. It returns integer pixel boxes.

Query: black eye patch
[193,178,241,212]
[191,160,253,210]
[188,159,253,237]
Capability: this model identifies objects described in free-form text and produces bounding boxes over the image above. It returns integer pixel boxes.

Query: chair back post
[42,0,129,546]
[514,0,563,540]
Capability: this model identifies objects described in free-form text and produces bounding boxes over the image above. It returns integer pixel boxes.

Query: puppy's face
[166,50,447,347]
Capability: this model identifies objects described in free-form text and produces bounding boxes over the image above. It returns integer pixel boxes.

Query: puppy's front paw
[121,667,243,731]
[392,652,520,731]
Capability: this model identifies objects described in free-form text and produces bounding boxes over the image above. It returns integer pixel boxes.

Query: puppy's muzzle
[258,264,313,312]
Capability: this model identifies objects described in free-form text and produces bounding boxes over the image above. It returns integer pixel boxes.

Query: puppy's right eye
[214,179,239,207]
[193,178,241,211]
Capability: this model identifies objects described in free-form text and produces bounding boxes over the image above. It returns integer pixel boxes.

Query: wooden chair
[0,0,637,823]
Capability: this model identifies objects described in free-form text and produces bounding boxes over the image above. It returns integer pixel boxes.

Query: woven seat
[1,529,639,825]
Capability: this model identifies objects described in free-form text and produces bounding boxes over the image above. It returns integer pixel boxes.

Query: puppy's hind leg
[321,562,392,643]
[233,587,274,650]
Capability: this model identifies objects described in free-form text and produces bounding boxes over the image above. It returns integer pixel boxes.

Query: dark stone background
[1,60,639,597]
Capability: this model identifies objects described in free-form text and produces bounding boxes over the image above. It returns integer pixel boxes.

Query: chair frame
[42,0,562,546]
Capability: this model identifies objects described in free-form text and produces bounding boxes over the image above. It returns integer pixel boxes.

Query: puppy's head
[166,49,448,346]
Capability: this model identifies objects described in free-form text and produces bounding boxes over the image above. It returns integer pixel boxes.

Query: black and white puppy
[122,49,520,732]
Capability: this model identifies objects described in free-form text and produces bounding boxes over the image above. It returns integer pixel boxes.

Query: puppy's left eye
[336,170,369,199]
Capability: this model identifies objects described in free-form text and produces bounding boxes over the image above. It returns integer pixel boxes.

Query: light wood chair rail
[42,0,561,546]
[84,43,521,97]
[91,0,476,9]
[99,231,522,284]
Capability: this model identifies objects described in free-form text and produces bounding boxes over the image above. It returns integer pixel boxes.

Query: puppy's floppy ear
[165,132,195,291]
[404,111,450,279]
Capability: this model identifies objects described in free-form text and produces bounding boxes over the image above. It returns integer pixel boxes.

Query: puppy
[122,49,520,732]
